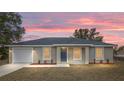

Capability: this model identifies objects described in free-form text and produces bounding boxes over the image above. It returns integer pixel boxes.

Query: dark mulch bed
[31,63,56,65]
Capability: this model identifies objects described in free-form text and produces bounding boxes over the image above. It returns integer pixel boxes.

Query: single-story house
[8,37,114,64]
[114,46,124,61]
[116,46,124,57]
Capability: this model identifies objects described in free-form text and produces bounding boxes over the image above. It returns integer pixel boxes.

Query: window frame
[73,47,82,61]
[95,47,104,60]
[43,47,51,60]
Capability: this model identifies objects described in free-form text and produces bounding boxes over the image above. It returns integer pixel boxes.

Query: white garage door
[13,47,32,63]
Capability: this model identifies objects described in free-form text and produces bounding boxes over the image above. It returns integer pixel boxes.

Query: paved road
[0,64,28,77]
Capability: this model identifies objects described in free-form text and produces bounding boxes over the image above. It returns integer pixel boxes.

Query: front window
[73,48,82,60]
[95,48,104,60]
[43,47,51,60]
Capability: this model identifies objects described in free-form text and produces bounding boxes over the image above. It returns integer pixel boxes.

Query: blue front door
[61,47,67,62]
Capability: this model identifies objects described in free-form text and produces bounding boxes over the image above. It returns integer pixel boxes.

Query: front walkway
[26,64,70,67]
[0,64,28,77]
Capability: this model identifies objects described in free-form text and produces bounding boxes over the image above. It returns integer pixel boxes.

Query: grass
[0,61,124,81]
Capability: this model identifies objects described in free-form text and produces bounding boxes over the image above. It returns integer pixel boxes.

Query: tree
[0,12,25,59]
[113,45,118,55]
[73,28,103,41]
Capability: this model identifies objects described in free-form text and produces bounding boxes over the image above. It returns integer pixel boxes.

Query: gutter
[5,44,114,47]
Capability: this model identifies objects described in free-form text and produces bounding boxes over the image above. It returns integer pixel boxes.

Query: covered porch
[33,46,89,64]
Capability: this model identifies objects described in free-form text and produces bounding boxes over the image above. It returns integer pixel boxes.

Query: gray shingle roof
[13,37,114,46]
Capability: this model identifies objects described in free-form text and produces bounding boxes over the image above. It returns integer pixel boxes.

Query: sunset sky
[20,12,124,46]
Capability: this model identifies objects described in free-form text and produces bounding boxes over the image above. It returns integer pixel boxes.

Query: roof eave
[5,44,114,47]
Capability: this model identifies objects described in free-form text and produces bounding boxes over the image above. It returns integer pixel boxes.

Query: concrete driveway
[0,64,29,77]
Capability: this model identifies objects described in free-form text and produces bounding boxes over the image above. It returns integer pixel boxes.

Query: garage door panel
[13,48,32,63]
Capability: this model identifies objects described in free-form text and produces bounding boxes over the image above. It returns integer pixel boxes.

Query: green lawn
[0,62,124,81]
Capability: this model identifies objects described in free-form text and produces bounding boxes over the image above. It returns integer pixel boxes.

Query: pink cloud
[25,27,74,32]
[40,18,52,23]
[103,34,124,46]
[68,17,111,25]
[67,17,124,32]
[21,12,124,46]
[68,18,96,25]
[22,31,72,41]
[24,23,77,32]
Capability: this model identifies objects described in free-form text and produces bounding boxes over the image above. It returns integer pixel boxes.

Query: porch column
[85,47,89,64]
[9,48,12,64]
[57,47,61,64]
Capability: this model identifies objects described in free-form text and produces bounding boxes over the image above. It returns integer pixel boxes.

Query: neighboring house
[115,46,124,57]
[114,46,124,61]
[7,37,114,64]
